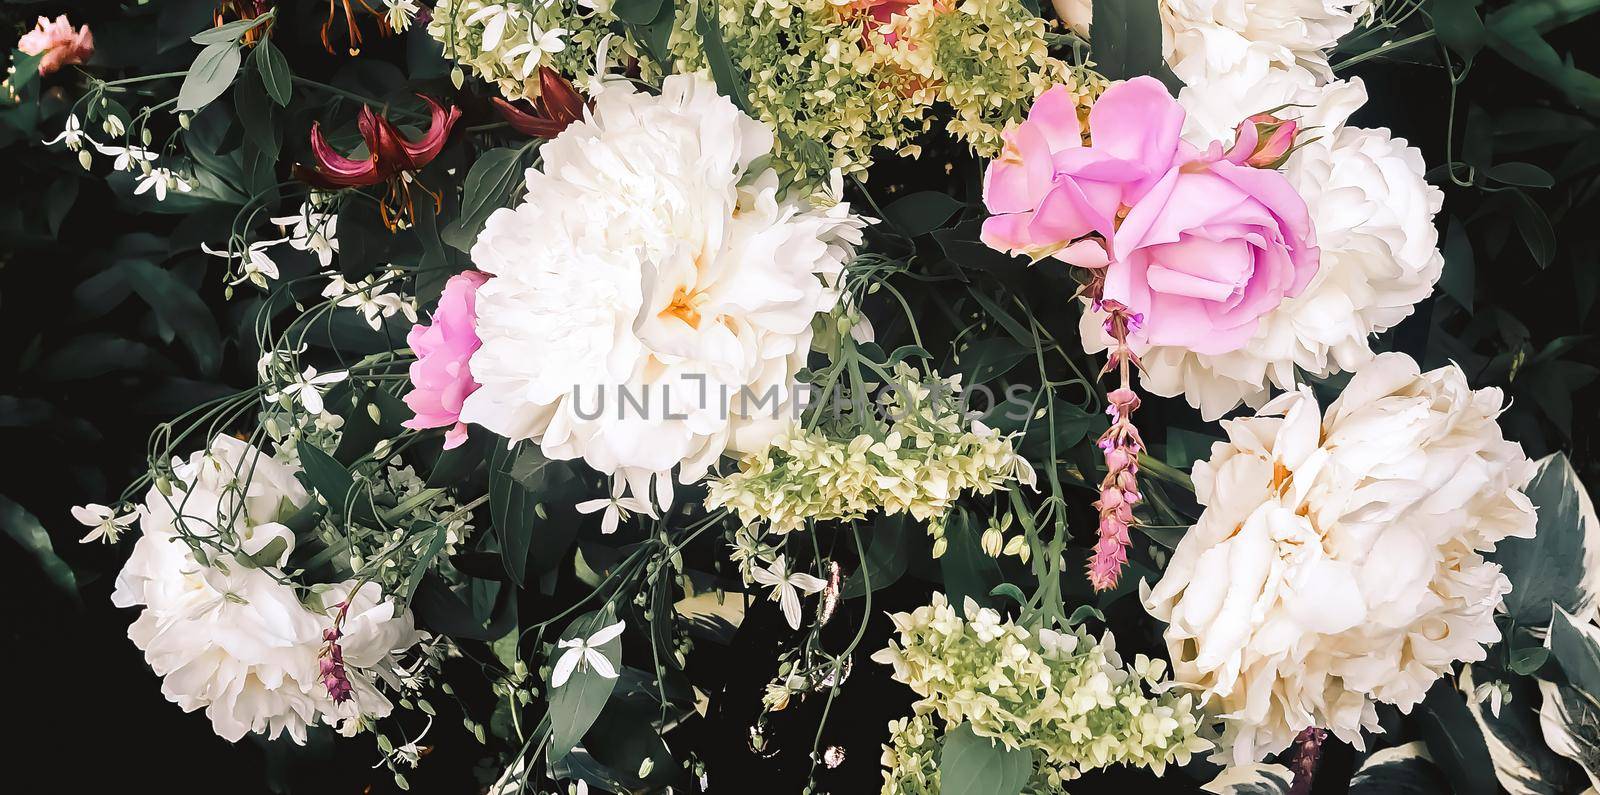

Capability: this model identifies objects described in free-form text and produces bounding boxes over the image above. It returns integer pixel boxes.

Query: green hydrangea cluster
[872,594,1211,791]
[669,0,1082,185]
[428,0,655,100]
[705,366,1035,534]
[884,0,1086,157]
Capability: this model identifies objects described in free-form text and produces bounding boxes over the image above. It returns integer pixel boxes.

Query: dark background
[2,1,1596,792]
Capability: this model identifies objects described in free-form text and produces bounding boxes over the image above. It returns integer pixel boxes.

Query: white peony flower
[1143,353,1537,764]
[1162,0,1374,80]
[1084,78,1445,420]
[463,73,864,510]
[112,435,421,743]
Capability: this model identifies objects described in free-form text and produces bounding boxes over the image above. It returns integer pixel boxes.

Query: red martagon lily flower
[492,67,587,139]
[295,94,460,189]
[294,94,460,228]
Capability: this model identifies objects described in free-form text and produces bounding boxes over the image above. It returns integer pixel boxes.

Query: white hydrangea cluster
[873,594,1211,788]
[427,0,649,100]
[705,366,1035,534]
[111,435,424,743]
[1143,353,1537,764]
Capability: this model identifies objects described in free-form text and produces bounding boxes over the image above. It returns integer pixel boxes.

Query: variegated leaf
[1350,742,1449,793]
[1497,454,1600,630]
[1202,763,1293,795]
[1537,678,1600,790]
[1460,666,1577,795]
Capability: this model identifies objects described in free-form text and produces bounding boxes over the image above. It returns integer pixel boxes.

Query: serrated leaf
[177,42,242,113]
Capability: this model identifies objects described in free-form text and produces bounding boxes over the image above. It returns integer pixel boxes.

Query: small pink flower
[17,15,94,76]
[982,77,1319,356]
[403,271,488,449]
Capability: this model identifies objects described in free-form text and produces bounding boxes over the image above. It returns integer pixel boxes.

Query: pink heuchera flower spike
[403,271,488,449]
[18,15,94,76]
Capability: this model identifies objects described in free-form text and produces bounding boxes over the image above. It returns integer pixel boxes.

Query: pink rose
[403,271,488,449]
[17,15,94,77]
[982,77,1318,356]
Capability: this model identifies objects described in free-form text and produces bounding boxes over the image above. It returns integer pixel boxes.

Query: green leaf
[1550,605,1600,691]
[1200,763,1293,794]
[1459,666,1578,795]
[1440,216,1475,312]
[236,535,288,569]
[1536,677,1600,785]
[1090,0,1182,91]
[955,337,1030,386]
[939,724,1033,795]
[488,442,538,586]
[696,0,751,112]
[1417,678,1498,795]
[234,60,280,160]
[548,610,624,762]
[117,260,222,375]
[253,38,293,106]
[0,493,78,601]
[1511,191,1556,268]
[403,523,449,603]
[939,511,1003,610]
[296,443,373,523]
[883,191,964,237]
[844,514,911,597]
[1494,453,1600,629]
[177,42,243,113]
[1432,0,1486,60]
[443,147,526,252]
[1511,644,1552,675]
[1349,742,1450,794]
[614,0,669,24]
[191,16,272,45]
[1490,162,1556,188]
[989,583,1027,606]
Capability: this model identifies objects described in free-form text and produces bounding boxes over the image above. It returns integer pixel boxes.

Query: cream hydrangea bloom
[462,74,865,508]
[112,435,422,742]
[1143,353,1537,764]
[873,593,1210,786]
[1083,79,1445,420]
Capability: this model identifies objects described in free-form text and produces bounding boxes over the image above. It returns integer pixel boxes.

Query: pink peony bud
[17,15,94,76]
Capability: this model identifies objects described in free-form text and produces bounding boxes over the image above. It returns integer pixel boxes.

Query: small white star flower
[750,555,828,630]
[551,619,625,688]
[71,503,138,544]
[276,366,347,415]
[43,114,93,151]
[204,240,283,289]
[575,478,652,534]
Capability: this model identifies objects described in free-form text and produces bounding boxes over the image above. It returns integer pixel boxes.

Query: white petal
[550,648,581,688]
[587,619,626,646]
[585,648,617,680]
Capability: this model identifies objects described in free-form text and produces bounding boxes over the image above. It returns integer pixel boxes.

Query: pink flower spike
[18,15,94,76]
[403,271,489,448]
